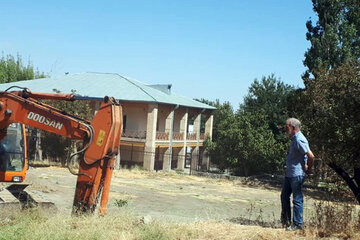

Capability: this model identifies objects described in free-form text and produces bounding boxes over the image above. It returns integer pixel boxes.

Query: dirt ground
[23,166,321,226]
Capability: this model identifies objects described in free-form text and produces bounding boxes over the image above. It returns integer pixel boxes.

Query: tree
[301,0,360,202]
[232,110,284,176]
[239,75,294,174]
[205,107,284,176]
[40,89,93,166]
[0,53,45,82]
[0,52,47,161]
[203,101,236,171]
[242,75,294,139]
[305,63,360,203]
[303,0,360,84]
[204,76,292,176]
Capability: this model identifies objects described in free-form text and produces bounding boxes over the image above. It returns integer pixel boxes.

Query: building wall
[173,108,186,132]
[122,103,148,132]
[157,105,172,132]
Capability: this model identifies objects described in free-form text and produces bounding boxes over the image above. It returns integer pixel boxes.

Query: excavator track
[0,183,56,210]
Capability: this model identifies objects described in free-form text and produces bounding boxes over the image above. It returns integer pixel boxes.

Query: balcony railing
[156,132,169,140]
[173,132,184,140]
[122,129,208,141]
[187,133,197,140]
[122,129,146,139]
[187,133,208,140]
[155,132,184,140]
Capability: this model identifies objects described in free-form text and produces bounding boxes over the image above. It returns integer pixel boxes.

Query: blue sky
[1,1,316,109]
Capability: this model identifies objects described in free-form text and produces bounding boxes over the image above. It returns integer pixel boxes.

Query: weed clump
[114,198,128,208]
[308,200,360,238]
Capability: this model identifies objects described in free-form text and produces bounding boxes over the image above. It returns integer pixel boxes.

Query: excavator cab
[0,123,27,182]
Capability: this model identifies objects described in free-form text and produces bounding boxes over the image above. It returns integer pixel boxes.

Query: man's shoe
[282,222,291,229]
[280,214,291,228]
[286,224,302,231]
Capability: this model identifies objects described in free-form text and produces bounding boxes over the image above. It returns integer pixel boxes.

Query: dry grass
[306,200,360,239]
[2,205,360,240]
[6,167,360,239]
[0,208,309,240]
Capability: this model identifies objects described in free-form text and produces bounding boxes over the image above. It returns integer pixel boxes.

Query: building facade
[118,101,213,171]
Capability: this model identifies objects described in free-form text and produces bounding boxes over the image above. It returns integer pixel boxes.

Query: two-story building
[0,72,215,171]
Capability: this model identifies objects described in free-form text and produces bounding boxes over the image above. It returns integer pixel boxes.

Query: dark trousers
[280,175,305,227]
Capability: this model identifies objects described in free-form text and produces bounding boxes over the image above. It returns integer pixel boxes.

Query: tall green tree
[0,53,45,82]
[205,107,284,176]
[232,110,283,176]
[239,75,293,174]
[203,101,235,171]
[305,63,360,203]
[204,75,293,176]
[303,0,360,84]
[242,75,294,139]
[300,0,360,203]
[0,52,47,161]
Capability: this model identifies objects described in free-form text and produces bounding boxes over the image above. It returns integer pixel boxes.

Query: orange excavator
[0,86,122,215]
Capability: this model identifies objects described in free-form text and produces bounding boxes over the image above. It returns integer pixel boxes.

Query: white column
[192,112,203,171]
[163,108,173,171]
[193,113,201,148]
[163,106,179,171]
[202,113,213,170]
[177,109,188,170]
[163,147,171,170]
[205,114,213,140]
[143,103,158,170]
[191,147,199,172]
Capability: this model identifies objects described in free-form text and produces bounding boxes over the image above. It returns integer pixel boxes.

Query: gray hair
[286,118,301,129]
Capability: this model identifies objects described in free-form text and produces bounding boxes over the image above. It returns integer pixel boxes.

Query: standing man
[281,118,315,231]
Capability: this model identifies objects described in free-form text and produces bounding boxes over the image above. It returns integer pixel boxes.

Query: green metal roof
[0,72,216,110]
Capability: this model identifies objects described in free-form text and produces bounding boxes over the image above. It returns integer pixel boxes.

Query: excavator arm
[0,88,122,215]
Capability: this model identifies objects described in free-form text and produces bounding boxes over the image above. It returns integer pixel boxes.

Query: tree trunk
[327,162,360,204]
[354,167,360,191]
[353,150,360,190]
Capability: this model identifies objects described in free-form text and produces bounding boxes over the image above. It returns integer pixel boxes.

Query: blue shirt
[286,131,310,177]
